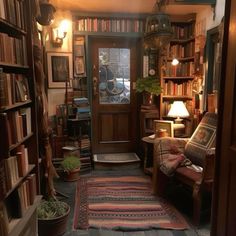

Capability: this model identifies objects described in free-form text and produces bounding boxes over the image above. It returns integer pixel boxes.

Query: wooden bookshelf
[0,0,40,235]
[160,15,196,121]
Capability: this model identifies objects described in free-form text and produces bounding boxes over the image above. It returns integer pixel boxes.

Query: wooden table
[142,135,161,175]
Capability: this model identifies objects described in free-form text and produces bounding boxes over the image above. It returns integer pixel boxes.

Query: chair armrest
[202,148,215,182]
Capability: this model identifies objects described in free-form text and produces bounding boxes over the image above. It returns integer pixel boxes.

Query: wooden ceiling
[49,0,211,15]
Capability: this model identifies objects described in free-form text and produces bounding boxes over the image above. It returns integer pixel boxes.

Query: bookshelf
[73,15,144,34]
[160,15,196,136]
[161,15,196,115]
[67,97,92,173]
[0,0,41,235]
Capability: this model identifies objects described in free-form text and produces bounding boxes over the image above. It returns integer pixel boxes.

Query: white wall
[44,10,73,116]
[196,0,225,34]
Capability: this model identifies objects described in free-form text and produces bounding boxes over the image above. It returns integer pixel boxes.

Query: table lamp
[167,101,189,129]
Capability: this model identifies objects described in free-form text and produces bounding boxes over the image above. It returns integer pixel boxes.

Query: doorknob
[93,76,98,96]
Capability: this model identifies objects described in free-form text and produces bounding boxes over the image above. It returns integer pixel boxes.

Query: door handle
[93,76,98,96]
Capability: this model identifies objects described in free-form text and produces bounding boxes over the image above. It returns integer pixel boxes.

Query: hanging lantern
[144,0,173,50]
[36,2,56,26]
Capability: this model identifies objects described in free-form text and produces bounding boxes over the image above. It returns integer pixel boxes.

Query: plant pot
[62,167,80,182]
[142,92,154,105]
[38,204,70,236]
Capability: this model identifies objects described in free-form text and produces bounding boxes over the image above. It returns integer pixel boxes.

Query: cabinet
[0,0,41,235]
[160,15,196,127]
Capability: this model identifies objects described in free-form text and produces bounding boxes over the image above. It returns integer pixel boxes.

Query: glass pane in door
[98,48,130,104]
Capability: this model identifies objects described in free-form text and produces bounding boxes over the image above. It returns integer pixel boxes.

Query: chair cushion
[184,112,217,167]
[155,137,189,176]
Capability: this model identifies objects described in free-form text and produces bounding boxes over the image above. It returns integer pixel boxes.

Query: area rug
[73,175,189,231]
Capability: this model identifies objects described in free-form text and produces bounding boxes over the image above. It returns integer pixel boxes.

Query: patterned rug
[73,175,189,231]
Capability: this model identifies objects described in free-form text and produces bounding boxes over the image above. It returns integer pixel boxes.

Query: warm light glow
[167,101,189,120]
[171,58,179,66]
[51,19,69,47]
[59,19,69,36]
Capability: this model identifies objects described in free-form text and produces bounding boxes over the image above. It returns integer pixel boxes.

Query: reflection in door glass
[98,48,130,104]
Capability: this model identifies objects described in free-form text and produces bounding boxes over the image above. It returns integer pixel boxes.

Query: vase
[142,92,155,106]
[62,167,80,182]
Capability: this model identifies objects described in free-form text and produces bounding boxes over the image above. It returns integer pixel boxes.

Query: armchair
[152,112,217,225]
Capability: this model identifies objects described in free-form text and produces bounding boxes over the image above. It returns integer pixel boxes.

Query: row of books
[73,17,144,33]
[168,41,195,58]
[163,80,193,97]
[164,61,195,77]
[0,70,30,108]
[0,32,27,65]
[0,174,37,236]
[171,24,195,40]
[0,145,29,199]
[0,108,32,148]
[0,0,26,29]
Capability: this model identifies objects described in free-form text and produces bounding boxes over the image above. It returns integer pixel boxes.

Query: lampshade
[144,0,173,50]
[167,101,189,119]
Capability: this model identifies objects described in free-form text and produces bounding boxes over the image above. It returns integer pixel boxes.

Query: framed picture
[47,52,72,88]
[74,56,85,75]
[154,120,174,138]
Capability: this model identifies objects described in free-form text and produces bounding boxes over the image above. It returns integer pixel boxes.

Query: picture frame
[47,52,72,88]
[74,56,85,75]
[154,120,174,138]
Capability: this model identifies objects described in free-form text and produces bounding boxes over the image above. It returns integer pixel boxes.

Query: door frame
[87,35,143,154]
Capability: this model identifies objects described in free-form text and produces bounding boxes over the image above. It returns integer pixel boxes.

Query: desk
[142,135,161,175]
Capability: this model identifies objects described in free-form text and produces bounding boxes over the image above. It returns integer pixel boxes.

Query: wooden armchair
[152,112,217,225]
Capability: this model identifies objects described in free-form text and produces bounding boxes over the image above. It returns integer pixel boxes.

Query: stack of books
[73,97,91,119]
[80,135,92,173]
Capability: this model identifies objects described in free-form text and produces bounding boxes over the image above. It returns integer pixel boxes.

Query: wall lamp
[51,19,69,47]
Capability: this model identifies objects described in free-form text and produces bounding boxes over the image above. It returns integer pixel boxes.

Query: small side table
[142,135,161,175]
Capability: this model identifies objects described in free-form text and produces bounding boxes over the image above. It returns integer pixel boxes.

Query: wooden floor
[66,228,199,236]
[54,169,210,236]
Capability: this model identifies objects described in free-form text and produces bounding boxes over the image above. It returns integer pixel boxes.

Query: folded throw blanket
[159,143,192,176]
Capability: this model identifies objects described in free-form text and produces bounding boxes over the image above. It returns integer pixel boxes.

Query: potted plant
[60,155,81,181]
[136,76,162,105]
[37,199,70,236]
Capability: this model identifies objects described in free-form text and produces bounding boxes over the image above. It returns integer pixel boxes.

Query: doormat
[93,152,140,163]
[93,153,141,170]
[73,175,190,231]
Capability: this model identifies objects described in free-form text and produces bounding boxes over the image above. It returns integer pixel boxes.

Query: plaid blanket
[154,137,192,176]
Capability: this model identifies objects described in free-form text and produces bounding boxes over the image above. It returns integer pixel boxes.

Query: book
[0,160,7,201]
[0,113,11,156]
[0,201,9,236]
[15,75,30,102]
[27,174,37,205]
[0,69,8,108]
[0,0,6,20]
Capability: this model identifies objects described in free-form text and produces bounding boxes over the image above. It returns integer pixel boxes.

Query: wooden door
[91,37,141,154]
[211,0,236,235]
